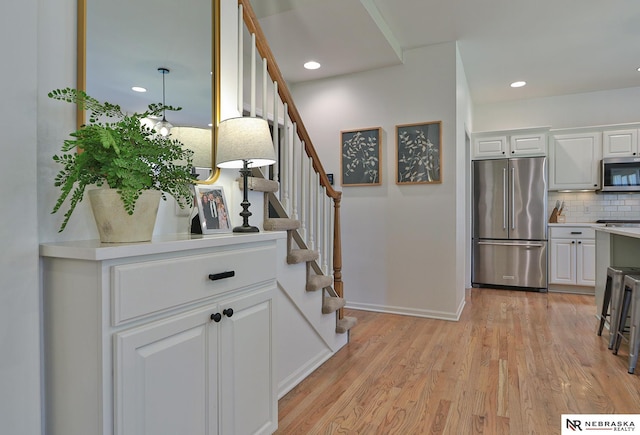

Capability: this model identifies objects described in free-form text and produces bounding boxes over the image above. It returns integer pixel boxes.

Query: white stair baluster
[237,4,243,113]
[291,123,298,221]
[282,104,290,214]
[272,81,279,186]
[250,33,256,117]
[262,58,268,122]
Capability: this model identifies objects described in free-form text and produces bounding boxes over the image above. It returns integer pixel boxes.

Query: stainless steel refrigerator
[472,156,548,291]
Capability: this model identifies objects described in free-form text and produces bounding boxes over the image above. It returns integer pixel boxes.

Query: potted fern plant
[49,88,195,242]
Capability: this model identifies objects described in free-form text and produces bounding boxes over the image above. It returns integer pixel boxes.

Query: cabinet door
[576,240,596,286]
[549,239,576,284]
[550,132,602,190]
[114,306,217,435]
[603,129,638,157]
[510,133,546,156]
[219,287,276,435]
[473,136,508,159]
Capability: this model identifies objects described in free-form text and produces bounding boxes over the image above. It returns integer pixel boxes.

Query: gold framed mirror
[77,0,220,183]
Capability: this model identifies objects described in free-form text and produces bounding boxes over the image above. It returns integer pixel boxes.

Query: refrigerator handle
[511,167,515,230]
[503,168,507,230]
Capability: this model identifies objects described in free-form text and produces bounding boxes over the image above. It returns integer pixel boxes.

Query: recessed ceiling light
[132,86,147,93]
[637,67,640,72]
[304,61,321,70]
[510,81,526,88]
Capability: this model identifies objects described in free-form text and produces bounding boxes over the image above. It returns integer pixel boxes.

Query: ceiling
[252,0,640,105]
[84,0,640,132]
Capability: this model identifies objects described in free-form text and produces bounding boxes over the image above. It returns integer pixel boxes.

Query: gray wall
[1,0,44,433]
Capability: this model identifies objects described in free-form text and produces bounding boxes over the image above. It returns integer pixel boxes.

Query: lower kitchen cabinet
[41,233,283,435]
[549,226,596,291]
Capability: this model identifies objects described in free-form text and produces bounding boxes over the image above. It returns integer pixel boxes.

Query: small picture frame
[341,127,382,186]
[396,121,442,185]
[194,185,231,234]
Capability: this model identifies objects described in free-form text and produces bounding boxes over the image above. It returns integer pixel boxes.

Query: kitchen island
[594,226,640,319]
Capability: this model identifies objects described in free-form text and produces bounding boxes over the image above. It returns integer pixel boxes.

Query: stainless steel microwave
[601,157,640,192]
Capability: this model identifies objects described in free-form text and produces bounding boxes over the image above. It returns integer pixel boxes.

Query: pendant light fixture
[154,67,173,137]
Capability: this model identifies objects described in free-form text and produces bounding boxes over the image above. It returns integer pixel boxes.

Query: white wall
[291,42,466,319]
[473,86,640,132]
[1,0,43,433]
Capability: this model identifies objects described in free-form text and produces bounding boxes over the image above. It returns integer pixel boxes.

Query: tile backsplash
[548,191,640,222]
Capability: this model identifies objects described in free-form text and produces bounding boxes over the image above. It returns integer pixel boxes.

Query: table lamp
[216,117,277,232]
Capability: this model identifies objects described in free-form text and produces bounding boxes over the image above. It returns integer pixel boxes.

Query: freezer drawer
[473,240,548,289]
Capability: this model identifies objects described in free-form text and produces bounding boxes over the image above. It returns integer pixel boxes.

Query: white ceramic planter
[88,188,161,243]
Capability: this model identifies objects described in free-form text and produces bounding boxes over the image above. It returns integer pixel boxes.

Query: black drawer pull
[208,271,235,281]
[570,231,582,235]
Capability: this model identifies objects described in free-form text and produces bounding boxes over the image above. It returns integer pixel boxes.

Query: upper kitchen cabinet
[549,131,602,190]
[472,128,548,160]
[603,128,640,157]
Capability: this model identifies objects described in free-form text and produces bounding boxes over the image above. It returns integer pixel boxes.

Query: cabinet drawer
[549,226,595,239]
[112,244,276,325]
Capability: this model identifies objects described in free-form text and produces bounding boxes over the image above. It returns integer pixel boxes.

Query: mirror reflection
[82,0,216,180]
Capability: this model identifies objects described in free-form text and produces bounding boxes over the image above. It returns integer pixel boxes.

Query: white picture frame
[194,185,231,234]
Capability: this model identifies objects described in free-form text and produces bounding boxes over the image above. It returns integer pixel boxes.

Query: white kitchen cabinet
[549,226,596,289]
[603,128,639,157]
[41,233,284,435]
[549,131,602,190]
[472,129,547,159]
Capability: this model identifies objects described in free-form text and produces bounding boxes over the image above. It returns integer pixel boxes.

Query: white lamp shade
[216,117,277,168]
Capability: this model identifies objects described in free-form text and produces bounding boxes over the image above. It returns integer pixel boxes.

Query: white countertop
[40,231,287,261]
[593,226,640,239]
[548,222,605,227]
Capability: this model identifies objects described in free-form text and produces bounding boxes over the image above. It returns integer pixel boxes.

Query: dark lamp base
[233,225,260,233]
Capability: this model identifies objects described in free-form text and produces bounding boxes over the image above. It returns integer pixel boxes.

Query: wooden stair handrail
[239,0,344,315]
[239,0,339,200]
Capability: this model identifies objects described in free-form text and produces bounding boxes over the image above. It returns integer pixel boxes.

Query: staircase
[231,1,356,394]
[242,175,357,334]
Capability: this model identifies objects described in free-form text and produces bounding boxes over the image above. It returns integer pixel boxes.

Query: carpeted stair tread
[306,274,333,291]
[264,218,300,231]
[322,297,346,314]
[336,316,357,334]
[237,177,279,192]
[287,249,318,264]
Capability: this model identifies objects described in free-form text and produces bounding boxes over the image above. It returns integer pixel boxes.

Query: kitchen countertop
[548,222,605,227]
[593,225,640,239]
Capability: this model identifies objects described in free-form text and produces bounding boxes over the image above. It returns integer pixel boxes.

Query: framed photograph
[194,185,231,234]
[341,127,382,186]
[396,121,442,185]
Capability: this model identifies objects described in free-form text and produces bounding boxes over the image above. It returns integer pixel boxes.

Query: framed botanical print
[396,121,442,185]
[341,127,382,186]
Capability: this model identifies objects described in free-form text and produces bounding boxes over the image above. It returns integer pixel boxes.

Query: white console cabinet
[41,233,284,435]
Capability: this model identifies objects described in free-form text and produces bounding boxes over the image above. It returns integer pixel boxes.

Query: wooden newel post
[332,193,344,319]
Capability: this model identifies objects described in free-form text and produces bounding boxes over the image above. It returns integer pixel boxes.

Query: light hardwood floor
[275,288,640,434]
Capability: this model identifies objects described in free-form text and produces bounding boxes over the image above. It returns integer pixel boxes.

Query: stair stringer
[274,237,348,397]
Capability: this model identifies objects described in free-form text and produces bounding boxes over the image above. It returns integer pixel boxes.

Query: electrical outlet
[584,205,590,213]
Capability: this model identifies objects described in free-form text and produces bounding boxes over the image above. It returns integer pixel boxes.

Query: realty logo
[566,419,582,431]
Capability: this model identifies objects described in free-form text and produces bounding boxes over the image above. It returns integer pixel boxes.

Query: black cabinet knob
[223,308,234,318]
[211,313,222,322]
[571,241,576,244]
[578,241,582,244]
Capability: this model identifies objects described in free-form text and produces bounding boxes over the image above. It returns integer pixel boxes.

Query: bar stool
[612,274,640,374]
[598,266,640,349]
